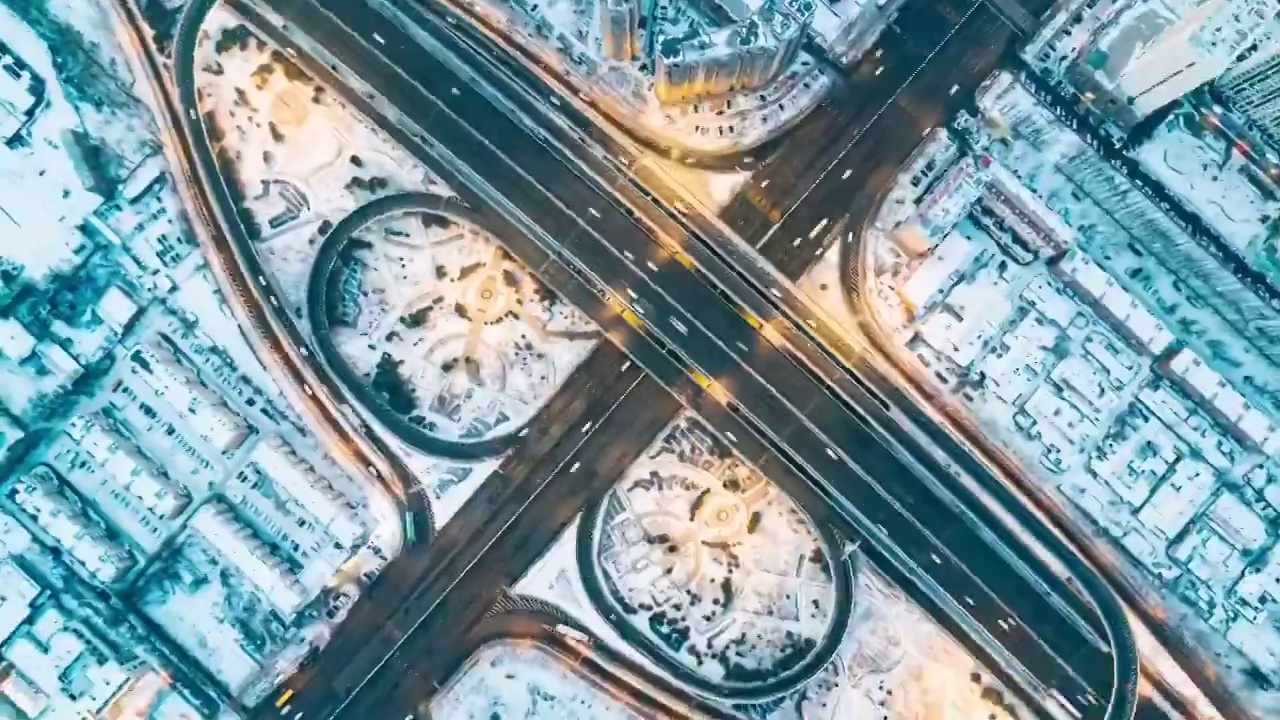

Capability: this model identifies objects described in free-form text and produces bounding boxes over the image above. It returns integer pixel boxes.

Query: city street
[156,0,1150,717]
[10,0,1258,716]
[233,2,1133,719]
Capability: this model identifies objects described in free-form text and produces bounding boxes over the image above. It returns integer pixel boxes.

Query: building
[1159,347,1280,453]
[250,438,364,550]
[7,467,136,585]
[189,503,306,615]
[903,155,992,248]
[599,0,644,60]
[980,160,1078,259]
[0,334,82,423]
[0,318,35,362]
[1228,544,1280,674]
[897,230,976,316]
[66,414,191,521]
[1024,0,1133,74]
[84,154,192,278]
[47,319,113,368]
[1051,251,1176,354]
[916,257,1015,369]
[902,128,961,197]
[1134,457,1218,542]
[33,342,80,384]
[0,604,138,718]
[0,558,40,646]
[336,258,365,328]
[821,0,898,66]
[225,464,356,593]
[1074,0,1280,126]
[127,344,252,455]
[1217,39,1280,143]
[95,286,140,334]
[1046,131,1280,365]
[654,0,813,105]
[105,377,218,487]
[102,671,204,720]
[0,39,45,146]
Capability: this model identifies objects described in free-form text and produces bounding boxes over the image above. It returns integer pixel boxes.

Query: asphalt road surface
[239,2,1135,719]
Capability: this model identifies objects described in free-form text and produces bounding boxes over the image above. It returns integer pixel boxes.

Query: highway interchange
[145,0,1165,717]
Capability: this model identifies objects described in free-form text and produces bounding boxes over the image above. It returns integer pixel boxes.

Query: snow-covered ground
[589,414,840,688]
[633,153,753,217]
[331,213,597,444]
[519,522,1030,720]
[193,9,599,522]
[392,448,504,525]
[194,8,444,317]
[166,263,297,416]
[1133,107,1278,256]
[1021,0,1128,79]
[0,1,111,307]
[801,70,1280,716]
[138,534,270,697]
[512,411,1030,718]
[789,564,1031,720]
[430,639,644,720]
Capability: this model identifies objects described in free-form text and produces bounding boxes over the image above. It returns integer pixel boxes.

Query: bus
[404,512,417,545]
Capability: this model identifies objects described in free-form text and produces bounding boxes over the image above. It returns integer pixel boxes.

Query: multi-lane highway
[373,13,1142,715]
[231,2,1144,719]
[154,0,1156,716]
[281,342,677,718]
[194,9,774,716]
[151,3,733,718]
[726,0,1014,253]
[305,190,858,707]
